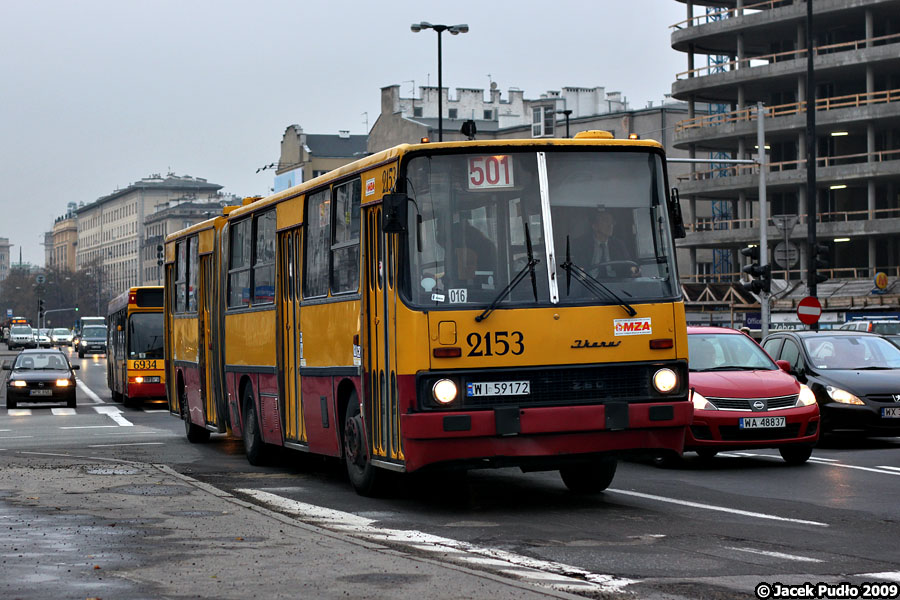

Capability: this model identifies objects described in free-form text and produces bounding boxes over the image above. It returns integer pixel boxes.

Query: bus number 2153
[466,331,524,357]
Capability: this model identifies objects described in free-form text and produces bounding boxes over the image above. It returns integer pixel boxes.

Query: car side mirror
[775,360,791,373]
[2,364,10,370]
[71,365,80,370]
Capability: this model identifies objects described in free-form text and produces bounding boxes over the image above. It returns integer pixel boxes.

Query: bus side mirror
[669,187,686,239]
[382,193,409,234]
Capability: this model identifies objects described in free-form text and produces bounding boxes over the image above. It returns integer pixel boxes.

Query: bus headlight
[652,368,678,394]
[432,379,458,405]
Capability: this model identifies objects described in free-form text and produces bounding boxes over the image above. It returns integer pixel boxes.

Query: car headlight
[825,385,864,405]
[55,379,71,387]
[652,368,678,394]
[796,384,817,406]
[691,389,717,411]
[11,380,26,387]
[432,379,458,405]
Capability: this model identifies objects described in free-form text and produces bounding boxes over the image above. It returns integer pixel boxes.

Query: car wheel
[696,448,718,461]
[67,395,76,409]
[242,387,267,464]
[78,350,84,358]
[779,445,812,465]
[6,398,16,409]
[343,391,387,496]
[559,457,618,493]
[181,388,210,444]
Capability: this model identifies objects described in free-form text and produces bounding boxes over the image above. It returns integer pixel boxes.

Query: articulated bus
[107,286,166,405]
[165,132,692,495]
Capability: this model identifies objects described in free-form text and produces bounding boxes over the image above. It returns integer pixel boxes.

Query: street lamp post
[411,21,469,142]
[556,109,573,138]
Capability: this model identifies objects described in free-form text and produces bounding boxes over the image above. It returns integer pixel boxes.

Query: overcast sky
[1,0,688,266]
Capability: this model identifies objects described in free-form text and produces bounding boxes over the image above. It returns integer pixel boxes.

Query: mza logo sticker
[613,317,652,336]
[365,178,376,196]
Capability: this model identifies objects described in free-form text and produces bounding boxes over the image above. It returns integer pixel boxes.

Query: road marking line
[607,489,828,527]
[859,572,900,582]
[59,425,119,429]
[807,456,839,462]
[6,409,32,416]
[92,405,133,427]
[76,379,105,404]
[0,436,34,439]
[809,462,900,476]
[87,442,164,448]
[878,466,900,473]
[238,488,637,594]
[51,408,76,416]
[726,546,823,563]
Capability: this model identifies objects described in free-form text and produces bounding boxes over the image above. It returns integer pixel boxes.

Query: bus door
[364,205,402,464]
[279,228,305,444]
[198,254,217,429]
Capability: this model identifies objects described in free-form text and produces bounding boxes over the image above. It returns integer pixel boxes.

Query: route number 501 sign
[468,155,514,190]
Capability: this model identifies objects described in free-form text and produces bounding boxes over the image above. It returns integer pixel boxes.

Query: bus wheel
[242,388,267,465]
[559,457,617,493]
[182,390,210,444]
[343,393,385,496]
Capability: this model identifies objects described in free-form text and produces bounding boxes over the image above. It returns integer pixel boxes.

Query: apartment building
[76,173,222,300]
[669,0,900,307]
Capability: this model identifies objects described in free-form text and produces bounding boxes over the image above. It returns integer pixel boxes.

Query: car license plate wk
[467,381,530,397]
[882,407,900,418]
[30,389,53,397]
[739,416,785,429]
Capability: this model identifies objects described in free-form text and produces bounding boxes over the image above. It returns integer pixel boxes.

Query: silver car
[50,328,74,346]
[7,326,36,350]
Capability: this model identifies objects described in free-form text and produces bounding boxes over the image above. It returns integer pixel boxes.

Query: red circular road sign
[797,296,822,325]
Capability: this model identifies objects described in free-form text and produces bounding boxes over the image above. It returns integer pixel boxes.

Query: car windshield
[11,327,31,335]
[82,326,107,339]
[803,335,900,370]
[14,353,68,370]
[52,328,68,334]
[688,332,775,372]
[402,149,679,309]
[128,313,164,359]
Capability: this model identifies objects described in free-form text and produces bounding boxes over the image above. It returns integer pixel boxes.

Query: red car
[682,326,820,464]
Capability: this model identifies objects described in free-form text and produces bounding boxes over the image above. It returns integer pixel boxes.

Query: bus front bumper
[399,401,691,472]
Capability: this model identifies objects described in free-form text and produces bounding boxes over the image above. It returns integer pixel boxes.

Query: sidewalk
[0,452,584,600]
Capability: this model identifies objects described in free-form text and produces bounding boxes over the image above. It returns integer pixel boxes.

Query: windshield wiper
[475,224,540,322]
[691,366,764,372]
[559,236,636,317]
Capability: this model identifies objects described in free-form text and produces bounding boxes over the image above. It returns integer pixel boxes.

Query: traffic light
[157,244,164,267]
[812,241,830,284]
[739,246,772,295]
[38,298,45,319]
[75,306,79,312]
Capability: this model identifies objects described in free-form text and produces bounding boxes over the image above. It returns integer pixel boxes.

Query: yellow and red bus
[107,286,165,405]
[165,133,692,495]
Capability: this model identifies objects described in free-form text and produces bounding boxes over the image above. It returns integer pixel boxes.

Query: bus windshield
[402,149,678,309]
[128,313,164,359]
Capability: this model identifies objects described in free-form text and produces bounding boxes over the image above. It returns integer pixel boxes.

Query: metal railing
[681,265,900,283]
[676,88,900,133]
[675,32,900,80]
[670,0,791,31]
[676,148,900,183]
[686,207,900,234]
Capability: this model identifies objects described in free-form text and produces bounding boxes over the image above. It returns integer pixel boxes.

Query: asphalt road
[2,346,900,600]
